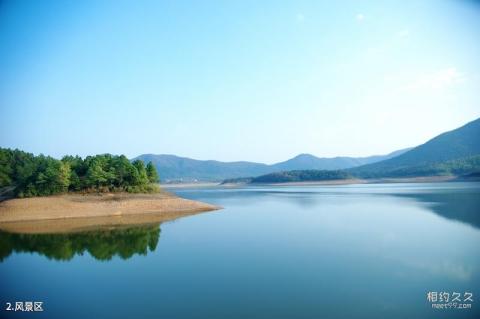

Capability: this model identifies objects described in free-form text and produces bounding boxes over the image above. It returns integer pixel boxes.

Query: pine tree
[146,162,159,183]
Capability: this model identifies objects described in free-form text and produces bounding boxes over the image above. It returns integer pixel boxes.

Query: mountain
[136,118,480,183]
[350,118,480,178]
[224,117,480,184]
[133,154,270,182]
[270,148,411,171]
[134,148,410,182]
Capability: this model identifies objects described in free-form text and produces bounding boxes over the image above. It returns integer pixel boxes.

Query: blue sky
[1,0,479,163]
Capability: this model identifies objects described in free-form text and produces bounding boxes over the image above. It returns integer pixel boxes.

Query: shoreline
[0,192,220,234]
[178,175,478,188]
[254,175,459,186]
[162,182,221,189]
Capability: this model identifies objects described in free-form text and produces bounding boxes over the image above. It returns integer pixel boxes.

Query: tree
[62,155,85,191]
[0,149,13,187]
[112,155,132,188]
[33,157,70,195]
[146,162,159,183]
[0,148,162,197]
[132,160,149,186]
[86,160,108,190]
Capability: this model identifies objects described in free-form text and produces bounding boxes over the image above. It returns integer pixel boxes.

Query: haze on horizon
[1,0,479,164]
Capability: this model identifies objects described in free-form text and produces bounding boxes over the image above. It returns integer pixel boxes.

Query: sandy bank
[0,192,220,234]
[162,182,221,189]
[223,175,462,187]
[264,176,458,186]
[254,179,366,186]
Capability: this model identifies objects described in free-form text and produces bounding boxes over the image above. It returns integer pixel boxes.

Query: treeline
[221,155,480,184]
[221,177,254,184]
[352,155,480,178]
[0,148,159,197]
[251,170,352,183]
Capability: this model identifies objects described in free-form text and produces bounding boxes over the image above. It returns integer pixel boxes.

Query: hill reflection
[0,224,161,262]
[395,190,480,229]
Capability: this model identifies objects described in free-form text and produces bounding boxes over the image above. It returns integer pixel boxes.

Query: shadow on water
[394,190,480,230]
[176,184,480,230]
[0,224,161,262]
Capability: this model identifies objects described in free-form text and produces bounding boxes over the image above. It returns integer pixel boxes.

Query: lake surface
[1,182,479,319]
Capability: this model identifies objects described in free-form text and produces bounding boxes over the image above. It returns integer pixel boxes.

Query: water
[1,182,479,319]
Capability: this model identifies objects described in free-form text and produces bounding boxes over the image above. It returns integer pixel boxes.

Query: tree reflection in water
[0,224,161,262]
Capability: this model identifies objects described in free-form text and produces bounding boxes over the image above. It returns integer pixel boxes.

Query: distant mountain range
[349,117,480,178]
[135,117,480,183]
[271,149,410,171]
[247,117,480,183]
[133,148,412,182]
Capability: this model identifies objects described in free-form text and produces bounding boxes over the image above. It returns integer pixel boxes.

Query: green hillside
[132,154,271,182]
[134,148,410,182]
[224,118,480,184]
[250,170,352,184]
[350,118,480,178]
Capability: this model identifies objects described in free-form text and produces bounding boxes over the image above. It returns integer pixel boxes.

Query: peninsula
[0,149,219,233]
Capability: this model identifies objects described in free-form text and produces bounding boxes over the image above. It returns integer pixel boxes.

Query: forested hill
[349,117,480,178]
[223,118,480,183]
[250,170,352,184]
[133,154,270,182]
[0,149,159,198]
[134,148,410,182]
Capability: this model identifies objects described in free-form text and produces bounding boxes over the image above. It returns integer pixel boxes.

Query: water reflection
[2,183,479,265]
[175,183,480,229]
[1,184,479,318]
[395,190,480,229]
[0,224,161,262]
